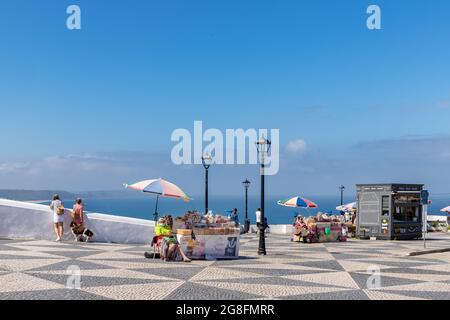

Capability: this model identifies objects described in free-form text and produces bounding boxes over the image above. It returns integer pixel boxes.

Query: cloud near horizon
[276,134,450,195]
[1,134,450,196]
[0,152,174,191]
[285,139,307,156]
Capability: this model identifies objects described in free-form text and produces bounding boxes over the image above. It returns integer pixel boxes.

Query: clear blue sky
[1,0,450,197]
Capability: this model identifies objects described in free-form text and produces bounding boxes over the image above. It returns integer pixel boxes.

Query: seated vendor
[155,218,173,237]
[155,216,191,263]
[291,215,309,242]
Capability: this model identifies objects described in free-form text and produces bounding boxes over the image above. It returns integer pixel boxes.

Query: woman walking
[50,194,65,241]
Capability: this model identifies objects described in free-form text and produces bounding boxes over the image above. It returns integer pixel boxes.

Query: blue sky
[0,0,450,197]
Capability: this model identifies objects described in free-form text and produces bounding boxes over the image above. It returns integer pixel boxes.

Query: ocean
[46,194,450,224]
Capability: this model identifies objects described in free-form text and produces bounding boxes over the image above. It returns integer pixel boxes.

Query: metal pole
[423,204,428,249]
[154,195,160,222]
[245,186,248,233]
[258,162,266,255]
[205,168,209,214]
[340,185,344,206]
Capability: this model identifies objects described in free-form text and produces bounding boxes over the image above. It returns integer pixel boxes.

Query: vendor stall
[173,211,240,260]
[291,212,348,243]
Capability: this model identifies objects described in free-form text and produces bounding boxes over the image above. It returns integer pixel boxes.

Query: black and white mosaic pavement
[1,234,450,300]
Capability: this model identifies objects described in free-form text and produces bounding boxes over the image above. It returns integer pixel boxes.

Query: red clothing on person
[72,204,84,225]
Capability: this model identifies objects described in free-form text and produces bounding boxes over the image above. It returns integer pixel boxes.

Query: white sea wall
[428,215,449,222]
[249,224,293,235]
[85,213,155,244]
[0,199,155,244]
[0,199,292,244]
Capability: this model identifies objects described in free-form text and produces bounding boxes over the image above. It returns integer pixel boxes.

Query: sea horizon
[37,194,450,224]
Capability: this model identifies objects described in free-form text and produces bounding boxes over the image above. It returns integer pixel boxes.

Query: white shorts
[53,213,65,224]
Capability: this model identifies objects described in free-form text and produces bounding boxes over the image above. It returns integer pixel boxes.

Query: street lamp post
[201,154,213,214]
[339,185,345,206]
[256,136,271,256]
[242,179,251,233]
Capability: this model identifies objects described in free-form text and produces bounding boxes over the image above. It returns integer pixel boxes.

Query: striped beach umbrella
[124,178,191,221]
[336,202,356,212]
[440,206,450,213]
[277,196,318,208]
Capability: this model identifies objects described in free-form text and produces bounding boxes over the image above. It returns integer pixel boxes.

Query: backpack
[56,204,65,216]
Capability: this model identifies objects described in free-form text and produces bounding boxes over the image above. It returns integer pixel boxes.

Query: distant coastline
[24,200,49,204]
[0,189,142,202]
[0,190,75,202]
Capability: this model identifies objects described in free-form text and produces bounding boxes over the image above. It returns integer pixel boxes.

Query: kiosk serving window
[393,206,420,222]
[393,194,421,222]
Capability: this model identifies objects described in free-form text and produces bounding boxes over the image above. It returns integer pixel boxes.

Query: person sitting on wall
[154,215,191,263]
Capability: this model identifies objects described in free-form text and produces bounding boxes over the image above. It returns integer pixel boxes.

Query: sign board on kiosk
[420,190,429,205]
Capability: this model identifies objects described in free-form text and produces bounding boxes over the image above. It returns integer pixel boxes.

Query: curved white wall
[0,199,155,244]
[0,199,292,244]
[249,224,293,234]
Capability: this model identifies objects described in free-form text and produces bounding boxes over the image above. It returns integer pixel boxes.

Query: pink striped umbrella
[440,206,450,213]
[336,202,356,212]
[124,178,191,221]
[277,196,318,208]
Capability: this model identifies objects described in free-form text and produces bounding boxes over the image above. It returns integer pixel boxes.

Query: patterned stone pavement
[1,234,450,300]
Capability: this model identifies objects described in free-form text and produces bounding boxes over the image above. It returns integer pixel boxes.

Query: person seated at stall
[293,215,304,228]
[292,215,308,242]
[154,216,191,263]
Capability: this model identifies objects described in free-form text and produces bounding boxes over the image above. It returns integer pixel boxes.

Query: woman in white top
[50,194,65,241]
